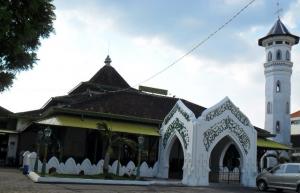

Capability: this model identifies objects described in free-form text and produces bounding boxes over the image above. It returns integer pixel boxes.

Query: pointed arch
[276,80,281,93]
[160,130,187,180]
[208,135,245,184]
[162,118,189,149]
[164,131,187,162]
[286,50,290,61]
[203,117,250,155]
[208,134,246,165]
[276,49,282,60]
[276,121,280,133]
[267,102,272,114]
[165,134,185,179]
[267,51,272,61]
[286,102,290,114]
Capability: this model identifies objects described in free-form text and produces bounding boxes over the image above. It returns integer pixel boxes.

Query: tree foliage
[0,0,55,92]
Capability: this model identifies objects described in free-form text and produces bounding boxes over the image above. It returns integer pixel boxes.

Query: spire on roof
[258,19,299,46]
[274,0,283,19]
[104,55,112,66]
[267,19,290,36]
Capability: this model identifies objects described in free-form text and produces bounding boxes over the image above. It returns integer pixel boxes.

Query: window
[275,41,283,44]
[286,50,290,61]
[267,52,272,61]
[286,102,290,114]
[292,120,300,125]
[271,165,285,174]
[276,121,280,133]
[268,42,273,46]
[285,165,300,173]
[276,81,281,93]
[285,41,290,45]
[267,102,272,114]
[276,50,282,60]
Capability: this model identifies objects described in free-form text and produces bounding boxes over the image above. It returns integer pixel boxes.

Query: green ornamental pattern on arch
[205,100,250,126]
[163,118,189,149]
[164,104,190,125]
[203,116,250,154]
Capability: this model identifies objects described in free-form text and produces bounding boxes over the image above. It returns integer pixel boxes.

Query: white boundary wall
[23,152,158,177]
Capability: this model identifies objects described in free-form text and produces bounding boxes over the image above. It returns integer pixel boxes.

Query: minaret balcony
[264,60,293,68]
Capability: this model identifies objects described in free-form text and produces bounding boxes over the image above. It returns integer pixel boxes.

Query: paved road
[0,168,293,193]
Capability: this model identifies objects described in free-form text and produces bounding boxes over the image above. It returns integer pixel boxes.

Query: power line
[137,0,257,86]
[107,0,257,94]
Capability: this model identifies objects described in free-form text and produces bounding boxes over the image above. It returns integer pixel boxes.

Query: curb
[27,172,183,186]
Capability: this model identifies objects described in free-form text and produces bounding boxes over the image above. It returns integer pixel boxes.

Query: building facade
[259,19,299,145]
[291,111,300,161]
[2,19,297,188]
[157,98,257,186]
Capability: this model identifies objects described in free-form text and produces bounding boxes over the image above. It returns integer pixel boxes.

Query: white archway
[208,135,244,184]
[157,97,257,187]
[164,133,185,179]
[157,122,189,181]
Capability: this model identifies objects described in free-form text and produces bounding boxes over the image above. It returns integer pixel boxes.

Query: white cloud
[1,0,299,130]
[179,17,203,28]
[283,0,300,29]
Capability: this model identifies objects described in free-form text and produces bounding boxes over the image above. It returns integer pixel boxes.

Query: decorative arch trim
[205,100,250,126]
[164,103,190,125]
[163,118,189,149]
[203,116,250,154]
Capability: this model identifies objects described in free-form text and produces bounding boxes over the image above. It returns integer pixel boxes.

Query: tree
[97,122,136,177]
[265,150,289,167]
[0,0,55,92]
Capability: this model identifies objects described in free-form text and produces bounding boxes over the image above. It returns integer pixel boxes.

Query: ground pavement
[0,168,292,193]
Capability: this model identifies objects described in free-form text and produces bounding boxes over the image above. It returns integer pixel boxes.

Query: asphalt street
[0,168,293,193]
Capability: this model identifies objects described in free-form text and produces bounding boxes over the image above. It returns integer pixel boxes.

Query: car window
[271,165,285,174]
[285,165,300,173]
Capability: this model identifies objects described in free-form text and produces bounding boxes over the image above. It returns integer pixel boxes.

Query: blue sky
[1,0,300,129]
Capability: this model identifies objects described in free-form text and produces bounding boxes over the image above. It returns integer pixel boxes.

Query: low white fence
[22,151,158,177]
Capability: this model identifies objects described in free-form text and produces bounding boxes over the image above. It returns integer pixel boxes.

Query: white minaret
[259,19,299,145]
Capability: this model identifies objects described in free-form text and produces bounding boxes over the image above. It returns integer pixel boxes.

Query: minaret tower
[258,19,299,145]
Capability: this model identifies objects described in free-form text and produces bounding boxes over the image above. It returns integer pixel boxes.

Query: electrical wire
[104,0,257,94]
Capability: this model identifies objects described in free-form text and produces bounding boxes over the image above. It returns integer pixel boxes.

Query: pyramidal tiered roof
[69,55,131,95]
[259,19,299,46]
[37,55,206,122]
[88,55,130,89]
[268,19,292,36]
[17,55,269,137]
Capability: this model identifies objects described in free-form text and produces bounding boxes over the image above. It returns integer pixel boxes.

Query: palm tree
[97,122,137,177]
[112,137,136,176]
[97,122,112,177]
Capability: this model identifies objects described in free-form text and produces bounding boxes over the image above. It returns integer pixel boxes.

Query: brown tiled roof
[69,65,130,95]
[0,106,11,116]
[18,56,270,137]
[254,126,273,138]
[291,111,300,118]
[89,65,130,88]
[42,57,205,120]
[67,89,205,121]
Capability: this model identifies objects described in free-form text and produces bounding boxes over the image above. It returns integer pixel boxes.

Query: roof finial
[275,0,283,19]
[104,55,111,66]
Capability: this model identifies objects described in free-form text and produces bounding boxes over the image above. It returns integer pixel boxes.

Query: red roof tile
[291,111,300,118]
